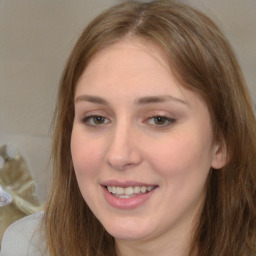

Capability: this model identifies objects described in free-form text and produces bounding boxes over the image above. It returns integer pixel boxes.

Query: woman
[2,0,256,255]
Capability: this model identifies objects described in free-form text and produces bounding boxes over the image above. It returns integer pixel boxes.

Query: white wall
[0,0,255,201]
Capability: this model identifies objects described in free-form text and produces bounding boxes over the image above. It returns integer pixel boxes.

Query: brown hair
[44,1,256,255]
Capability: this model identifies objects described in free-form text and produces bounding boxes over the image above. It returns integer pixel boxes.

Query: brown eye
[153,116,168,125]
[93,116,106,124]
[146,115,176,128]
[81,115,110,126]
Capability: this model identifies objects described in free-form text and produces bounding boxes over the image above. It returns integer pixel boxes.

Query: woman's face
[71,38,225,245]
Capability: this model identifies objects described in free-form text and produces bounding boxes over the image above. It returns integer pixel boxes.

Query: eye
[81,115,110,126]
[147,115,176,127]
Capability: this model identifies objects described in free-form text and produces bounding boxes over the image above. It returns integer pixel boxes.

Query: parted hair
[43,1,256,255]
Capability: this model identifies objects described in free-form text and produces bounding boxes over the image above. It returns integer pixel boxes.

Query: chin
[103,221,152,241]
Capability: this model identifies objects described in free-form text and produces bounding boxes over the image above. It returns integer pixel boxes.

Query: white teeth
[124,187,134,195]
[141,186,146,193]
[134,186,140,193]
[147,186,154,191]
[107,185,155,197]
[117,194,131,198]
[116,187,124,194]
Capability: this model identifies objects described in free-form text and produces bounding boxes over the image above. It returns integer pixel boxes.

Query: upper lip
[101,180,157,188]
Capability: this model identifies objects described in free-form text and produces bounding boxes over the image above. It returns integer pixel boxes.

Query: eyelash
[145,115,176,128]
[81,115,110,127]
[81,114,176,128]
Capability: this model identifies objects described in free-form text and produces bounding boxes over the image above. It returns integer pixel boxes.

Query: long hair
[43,1,256,255]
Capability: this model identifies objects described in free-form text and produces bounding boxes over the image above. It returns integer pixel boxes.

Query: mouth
[105,185,156,199]
[101,180,158,209]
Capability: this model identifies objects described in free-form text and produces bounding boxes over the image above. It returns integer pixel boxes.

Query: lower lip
[102,186,157,210]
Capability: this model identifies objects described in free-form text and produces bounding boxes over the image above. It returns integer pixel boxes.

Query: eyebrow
[135,95,188,106]
[75,95,188,106]
[75,95,109,105]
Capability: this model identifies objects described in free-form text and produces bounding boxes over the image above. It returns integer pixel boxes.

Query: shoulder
[1,212,47,256]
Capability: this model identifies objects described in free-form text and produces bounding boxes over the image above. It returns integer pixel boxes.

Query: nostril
[106,149,143,171]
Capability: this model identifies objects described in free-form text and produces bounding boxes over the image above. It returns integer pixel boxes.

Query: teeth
[134,186,140,193]
[116,187,124,194]
[107,185,155,197]
[147,186,154,191]
[124,187,133,195]
[141,186,146,193]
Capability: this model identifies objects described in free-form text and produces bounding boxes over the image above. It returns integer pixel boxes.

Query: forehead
[76,38,181,94]
[87,38,168,69]
[75,38,210,116]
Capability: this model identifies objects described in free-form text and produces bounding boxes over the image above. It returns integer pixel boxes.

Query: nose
[105,124,142,171]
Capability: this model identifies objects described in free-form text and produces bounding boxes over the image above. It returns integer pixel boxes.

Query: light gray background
[0,0,255,201]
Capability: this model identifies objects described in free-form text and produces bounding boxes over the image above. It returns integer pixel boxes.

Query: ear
[211,142,228,169]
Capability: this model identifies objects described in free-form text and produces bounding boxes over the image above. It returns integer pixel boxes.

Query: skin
[71,38,226,256]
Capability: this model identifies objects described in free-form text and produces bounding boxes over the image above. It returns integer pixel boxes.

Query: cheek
[70,129,104,178]
[148,134,212,214]
[146,130,213,179]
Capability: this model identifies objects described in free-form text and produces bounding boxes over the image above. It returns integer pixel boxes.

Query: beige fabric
[0,144,43,243]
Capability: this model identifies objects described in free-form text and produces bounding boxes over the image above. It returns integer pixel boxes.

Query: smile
[107,185,155,198]
[102,183,158,209]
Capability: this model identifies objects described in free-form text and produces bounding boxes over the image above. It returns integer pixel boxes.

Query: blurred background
[0,0,255,204]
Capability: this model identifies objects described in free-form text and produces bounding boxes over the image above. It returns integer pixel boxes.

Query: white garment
[1,212,48,256]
